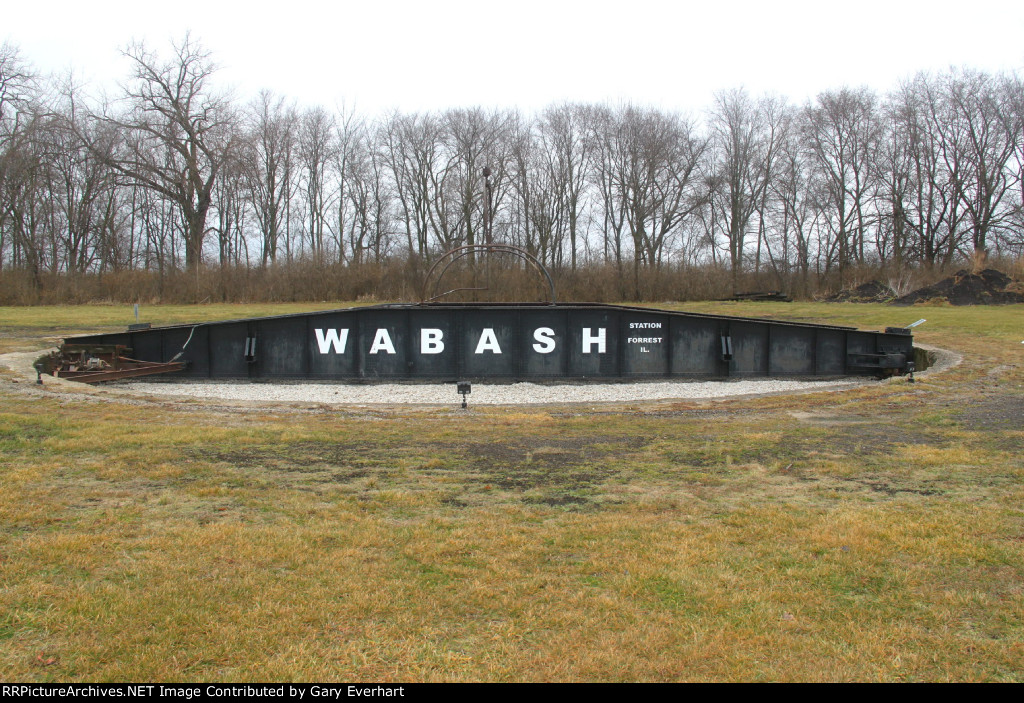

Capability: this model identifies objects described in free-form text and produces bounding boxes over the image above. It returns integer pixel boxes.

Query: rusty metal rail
[38,344,187,384]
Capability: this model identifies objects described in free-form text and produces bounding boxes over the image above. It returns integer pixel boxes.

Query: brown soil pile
[892,269,1023,306]
[827,281,896,303]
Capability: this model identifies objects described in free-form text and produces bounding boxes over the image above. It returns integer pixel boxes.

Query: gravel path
[6,345,958,407]
[114,378,866,405]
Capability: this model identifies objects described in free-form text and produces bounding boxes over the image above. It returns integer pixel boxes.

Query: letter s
[533,327,556,354]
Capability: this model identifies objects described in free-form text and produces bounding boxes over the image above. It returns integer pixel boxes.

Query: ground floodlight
[457,382,471,409]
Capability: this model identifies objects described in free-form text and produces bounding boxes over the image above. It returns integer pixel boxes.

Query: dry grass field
[1,301,1022,681]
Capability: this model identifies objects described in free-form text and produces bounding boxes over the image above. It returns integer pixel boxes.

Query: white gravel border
[4,345,958,407]
[113,378,867,405]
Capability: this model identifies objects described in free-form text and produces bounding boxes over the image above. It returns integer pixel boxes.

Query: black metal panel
[257,317,308,378]
[97,331,131,350]
[669,317,721,376]
[460,309,518,378]
[566,309,618,378]
[63,302,912,382]
[877,332,914,355]
[129,330,163,364]
[357,309,409,379]
[409,308,457,379]
[730,321,769,375]
[769,325,815,375]
[847,331,877,355]
[517,308,568,378]
[816,330,846,375]
[621,311,669,376]
[307,311,358,378]
[209,322,249,377]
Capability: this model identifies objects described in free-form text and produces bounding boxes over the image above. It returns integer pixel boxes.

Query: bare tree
[0,44,50,283]
[296,105,336,264]
[0,41,38,272]
[131,182,181,280]
[379,111,447,260]
[588,105,628,270]
[330,104,362,264]
[874,94,914,268]
[341,120,372,264]
[537,103,592,269]
[87,35,236,273]
[342,125,394,265]
[441,108,516,254]
[0,42,35,133]
[944,69,1020,260]
[888,76,963,267]
[801,87,881,284]
[1006,72,1024,255]
[508,117,560,264]
[1,110,48,283]
[707,88,787,284]
[32,79,131,274]
[211,146,248,269]
[591,104,707,297]
[241,90,296,266]
[770,129,818,294]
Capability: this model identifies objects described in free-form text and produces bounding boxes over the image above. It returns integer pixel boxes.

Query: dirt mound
[892,269,1023,306]
[827,281,896,303]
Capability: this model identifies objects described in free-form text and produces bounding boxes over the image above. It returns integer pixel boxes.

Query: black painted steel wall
[65,303,913,381]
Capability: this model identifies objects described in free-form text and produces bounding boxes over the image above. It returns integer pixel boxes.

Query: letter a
[582,327,606,354]
[475,328,502,354]
[369,329,396,355]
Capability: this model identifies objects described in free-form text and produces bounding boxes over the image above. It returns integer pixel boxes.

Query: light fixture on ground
[457,381,471,408]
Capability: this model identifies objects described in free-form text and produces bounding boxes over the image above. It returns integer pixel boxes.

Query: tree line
[1,36,1022,303]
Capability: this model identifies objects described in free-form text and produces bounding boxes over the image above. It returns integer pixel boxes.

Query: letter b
[421,328,444,354]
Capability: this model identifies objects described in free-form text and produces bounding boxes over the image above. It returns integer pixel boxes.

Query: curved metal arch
[419,244,557,304]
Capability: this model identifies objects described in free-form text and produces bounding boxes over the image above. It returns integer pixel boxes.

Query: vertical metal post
[483,166,493,246]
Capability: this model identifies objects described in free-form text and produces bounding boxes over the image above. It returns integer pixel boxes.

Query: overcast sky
[6,0,1024,115]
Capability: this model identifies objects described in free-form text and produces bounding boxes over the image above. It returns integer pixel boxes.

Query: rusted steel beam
[57,361,187,384]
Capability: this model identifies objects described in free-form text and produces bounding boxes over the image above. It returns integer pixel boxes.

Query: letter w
[315,328,349,354]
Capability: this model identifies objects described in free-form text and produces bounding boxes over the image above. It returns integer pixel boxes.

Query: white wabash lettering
[582,327,606,354]
[315,328,349,354]
[369,328,396,355]
[421,328,444,354]
[533,327,556,354]
[475,328,502,354]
